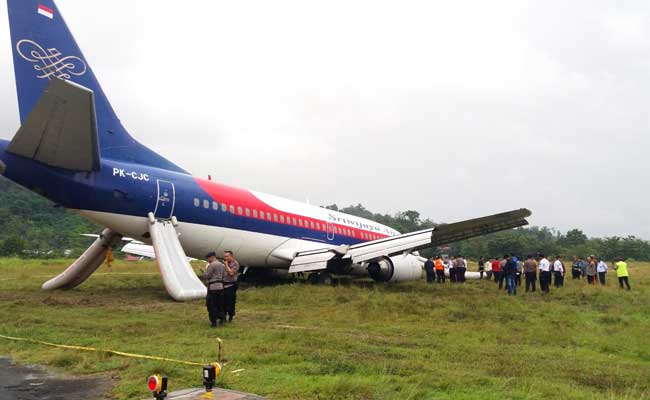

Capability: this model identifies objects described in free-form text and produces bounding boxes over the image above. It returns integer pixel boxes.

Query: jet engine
[367,254,422,282]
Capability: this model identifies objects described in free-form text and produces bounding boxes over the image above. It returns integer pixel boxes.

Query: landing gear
[308,272,333,285]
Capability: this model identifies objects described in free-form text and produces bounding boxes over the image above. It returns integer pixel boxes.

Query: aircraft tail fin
[7,0,187,173]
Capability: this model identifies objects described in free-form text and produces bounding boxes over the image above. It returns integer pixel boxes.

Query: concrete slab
[145,387,264,400]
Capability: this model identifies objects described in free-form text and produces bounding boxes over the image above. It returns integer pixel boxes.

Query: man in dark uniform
[223,250,240,322]
[424,256,435,283]
[200,251,225,328]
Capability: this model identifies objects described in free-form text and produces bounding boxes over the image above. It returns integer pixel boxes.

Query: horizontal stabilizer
[7,78,99,171]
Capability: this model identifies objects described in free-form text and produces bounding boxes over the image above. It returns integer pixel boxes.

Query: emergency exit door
[326,222,335,241]
[154,180,175,219]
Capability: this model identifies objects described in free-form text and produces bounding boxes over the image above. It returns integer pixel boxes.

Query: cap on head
[205,251,217,259]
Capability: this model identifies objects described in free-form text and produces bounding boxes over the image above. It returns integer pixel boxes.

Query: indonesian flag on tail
[37,4,54,19]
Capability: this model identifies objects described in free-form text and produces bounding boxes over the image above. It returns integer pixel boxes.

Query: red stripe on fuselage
[193,177,390,241]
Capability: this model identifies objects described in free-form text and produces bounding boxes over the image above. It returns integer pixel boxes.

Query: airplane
[0,0,531,300]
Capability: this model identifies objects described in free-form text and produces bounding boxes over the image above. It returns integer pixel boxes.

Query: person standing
[513,255,522,287]
[597,258,608,285]
[447,256,457,283]
[523,255,537,292]
[478,256,485,280]
[485,257,493,280]
[492,257,503,287]
[585,256,597,285]
[538,254,551,293]
[504,255,517,295]
[223,250,240,322]
[456,255,467,283]
[553,256,565,288]
[499,255,508,290]
[424,256,435,284]
[614,257,631,290]
[571,256,582,280]
[434,256,446,283]
[200,251,226,327]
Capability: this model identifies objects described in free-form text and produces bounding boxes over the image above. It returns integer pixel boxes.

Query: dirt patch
[0,357,112,399]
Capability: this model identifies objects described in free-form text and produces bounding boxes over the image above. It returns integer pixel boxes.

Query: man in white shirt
[553,256,565,288]
[538,254,551,293]
[597,259,608,285]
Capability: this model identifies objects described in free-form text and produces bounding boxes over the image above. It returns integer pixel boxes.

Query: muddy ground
[0,357,112,400]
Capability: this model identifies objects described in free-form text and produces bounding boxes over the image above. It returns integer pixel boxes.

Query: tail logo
[16,39,87,80]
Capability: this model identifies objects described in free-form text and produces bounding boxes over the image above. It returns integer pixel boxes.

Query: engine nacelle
[367,254,422,282]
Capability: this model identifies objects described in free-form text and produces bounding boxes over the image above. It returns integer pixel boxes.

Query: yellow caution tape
[0,334,204,366]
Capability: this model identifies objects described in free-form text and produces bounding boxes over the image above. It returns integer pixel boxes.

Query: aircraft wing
[288,208,532,273]
[120,242,196,261]
[121,242,157,259]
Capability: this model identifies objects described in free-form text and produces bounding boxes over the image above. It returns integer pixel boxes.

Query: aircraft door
[327,222,335,241]
[154,180,175,219]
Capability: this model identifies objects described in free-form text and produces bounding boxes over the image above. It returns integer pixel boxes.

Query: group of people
[200,250,240,328]
[483,254,632,295]
[424,253,633,296]
[423,255,468,284]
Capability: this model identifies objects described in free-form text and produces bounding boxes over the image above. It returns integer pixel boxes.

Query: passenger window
[267,212,272,220]
[229,205,235,214]
[259,211,264,220]
[273,214,278,222]
[292,217,297,225]
[316,223,321,230]
[253,209,258,218]
[280,215,285,223]
[310,221,315,229]
[193,198,200,207]
[245,208,250,217]
[203,200,209,209]
[212,201,218,210]
[237,206,243,215]
[298,219,303,227]
[221,203,226,212]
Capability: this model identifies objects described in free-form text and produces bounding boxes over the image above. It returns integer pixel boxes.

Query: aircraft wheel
[319,272,333,285]
[308,272,321,285]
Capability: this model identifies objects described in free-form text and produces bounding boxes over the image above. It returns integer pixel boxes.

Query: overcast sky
[1,1,649,238]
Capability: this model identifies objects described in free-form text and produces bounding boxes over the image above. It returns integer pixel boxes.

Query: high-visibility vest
[615,261,629,277]
[434,259,444,270]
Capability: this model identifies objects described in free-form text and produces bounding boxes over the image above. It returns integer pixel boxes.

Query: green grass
[0,258,649,399]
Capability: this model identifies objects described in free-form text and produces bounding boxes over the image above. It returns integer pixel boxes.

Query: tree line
[0,175,647,261]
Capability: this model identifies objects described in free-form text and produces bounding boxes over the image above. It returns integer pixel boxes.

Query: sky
[0,1,649,239]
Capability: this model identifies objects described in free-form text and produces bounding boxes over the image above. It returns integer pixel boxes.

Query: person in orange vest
[434,255,446,283]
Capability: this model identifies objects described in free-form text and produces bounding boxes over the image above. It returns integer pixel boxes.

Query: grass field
[0,258,649,399]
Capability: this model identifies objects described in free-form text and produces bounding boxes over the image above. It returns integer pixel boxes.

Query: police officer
[200,251,225,327]
[223,250,240,322]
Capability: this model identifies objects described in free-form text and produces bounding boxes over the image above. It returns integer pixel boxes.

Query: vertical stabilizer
[7,0,186,173]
